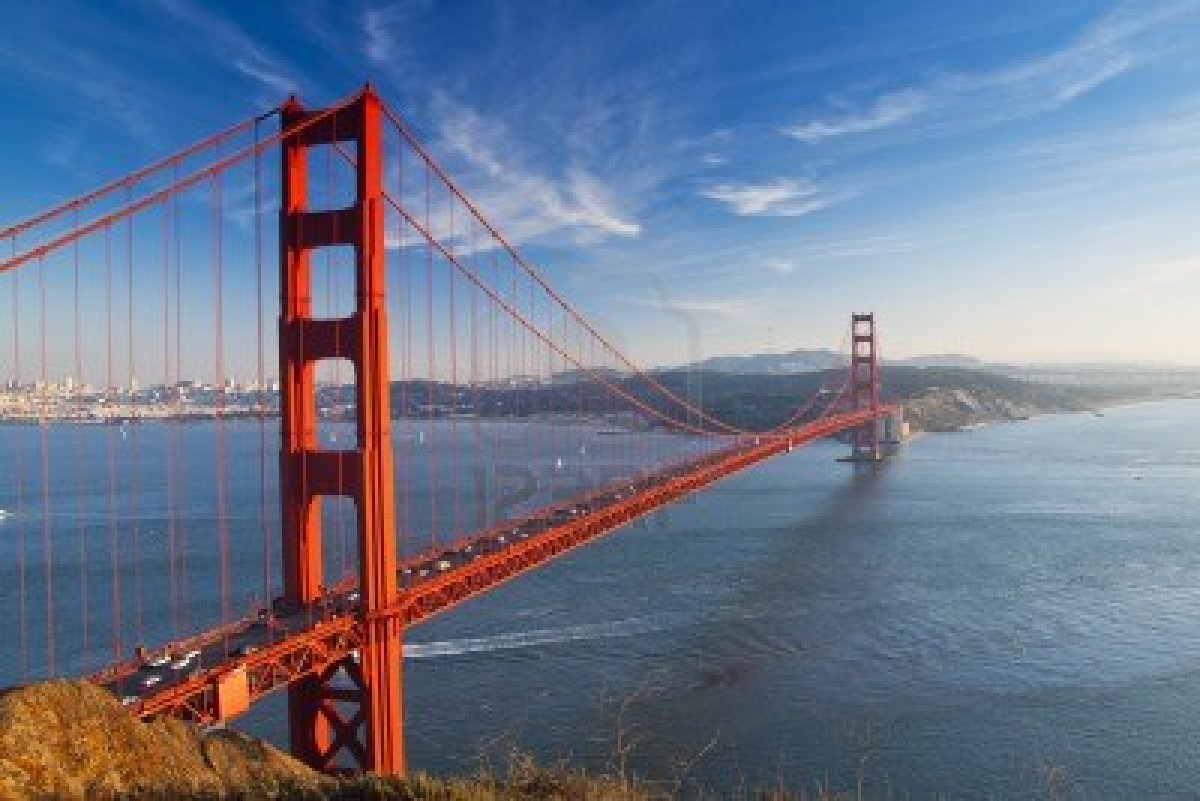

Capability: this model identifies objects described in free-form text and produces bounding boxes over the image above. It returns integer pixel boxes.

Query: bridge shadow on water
[557,458,898,792]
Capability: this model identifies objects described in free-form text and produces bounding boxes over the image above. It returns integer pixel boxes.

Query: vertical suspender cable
[12,237,27,679]
[38,255,54,676]
[163,195,178,638]
[255,117,270,623]
[400,149,413,565]
[214,171,230,639]
[173,165,189,633]
[425,161,436,551]
[73,216,88,658]
[469,224,482,533]
[127,188,142,646]
[105,224,121,661]
[448,198,460,542]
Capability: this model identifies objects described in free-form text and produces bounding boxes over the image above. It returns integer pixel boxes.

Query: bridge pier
[280,87,404,775]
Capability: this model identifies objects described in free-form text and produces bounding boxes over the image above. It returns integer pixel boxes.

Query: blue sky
[3,0,1200,368]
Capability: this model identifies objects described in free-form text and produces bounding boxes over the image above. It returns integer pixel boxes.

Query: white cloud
[763,257,797,275]
[160,0,301,99]
[1055,52,1135,102]
[629,295,751,319]
[232,58,295,96]
[699,177,834,217]
[422,92,643,246]
[364,7,395,64]
[782,89,929,143]
[781,3,1195,146]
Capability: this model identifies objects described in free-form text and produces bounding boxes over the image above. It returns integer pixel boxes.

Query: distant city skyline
[2,1,1200,369]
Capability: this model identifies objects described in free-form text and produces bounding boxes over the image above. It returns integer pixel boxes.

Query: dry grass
[0,680,322,800]
[0,680,861,800]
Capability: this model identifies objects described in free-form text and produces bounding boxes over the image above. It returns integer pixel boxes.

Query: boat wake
[405,615,674,660]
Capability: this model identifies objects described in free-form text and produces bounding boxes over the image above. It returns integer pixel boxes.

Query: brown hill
[0,680,656,800]
[0,680,323,799]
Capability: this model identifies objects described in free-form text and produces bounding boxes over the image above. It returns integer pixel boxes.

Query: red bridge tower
[849,312,882,462]
[279,87,404,773]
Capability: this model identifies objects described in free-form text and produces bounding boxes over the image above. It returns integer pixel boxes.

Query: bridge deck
[95,408,892,724]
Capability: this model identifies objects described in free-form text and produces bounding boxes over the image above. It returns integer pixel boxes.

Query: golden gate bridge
[0,86,897,774]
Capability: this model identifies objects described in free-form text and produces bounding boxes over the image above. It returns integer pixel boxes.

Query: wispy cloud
[232,58,296,96]
[628,295,752,319]
[425,92,642,245]
[781,3,1194,147]
[699,177,837,217]
[363,2,429,65]
[0,39,160,145]
[160,0,302,99]
[763,257,797,275]
[782,89,929,143]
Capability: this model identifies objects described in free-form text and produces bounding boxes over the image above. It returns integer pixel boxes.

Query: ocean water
[4,400,1200,797]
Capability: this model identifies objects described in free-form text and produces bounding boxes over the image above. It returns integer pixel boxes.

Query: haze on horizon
[1,0,1199,372]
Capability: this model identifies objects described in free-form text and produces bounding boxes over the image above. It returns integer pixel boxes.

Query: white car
[121,695,140,706]
[435,559,452,571]
[170,656,191,671]
[146,653,171,668]
[185,649,201,661]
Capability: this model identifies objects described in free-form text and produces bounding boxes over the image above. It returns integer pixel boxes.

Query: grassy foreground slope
[0,681,660,800]
[0,680,863,800]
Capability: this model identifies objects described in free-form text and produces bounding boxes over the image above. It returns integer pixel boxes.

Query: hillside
[381,367,1155,433]
[0,681,666,801]
[0,680,325,799]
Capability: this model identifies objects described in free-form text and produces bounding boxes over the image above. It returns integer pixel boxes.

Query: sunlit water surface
[4,400,1200,797]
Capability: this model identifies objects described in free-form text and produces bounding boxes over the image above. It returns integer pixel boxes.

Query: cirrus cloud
[699,177,836,217]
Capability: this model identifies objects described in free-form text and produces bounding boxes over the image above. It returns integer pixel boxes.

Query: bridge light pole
[279,86,404,774]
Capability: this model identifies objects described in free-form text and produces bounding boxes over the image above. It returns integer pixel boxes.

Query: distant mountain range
[669,349,1192,375]
[671,349,988,374]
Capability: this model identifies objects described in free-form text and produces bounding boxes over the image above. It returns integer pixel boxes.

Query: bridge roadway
[92,408,892,725]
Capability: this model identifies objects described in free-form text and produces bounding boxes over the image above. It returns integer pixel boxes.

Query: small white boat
[555,457,563,470]
[140,675,162,688]
[0,509,10,520]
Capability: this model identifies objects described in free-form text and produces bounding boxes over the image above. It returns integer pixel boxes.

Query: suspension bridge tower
[848,312,883,462]
[279,87,404,774]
